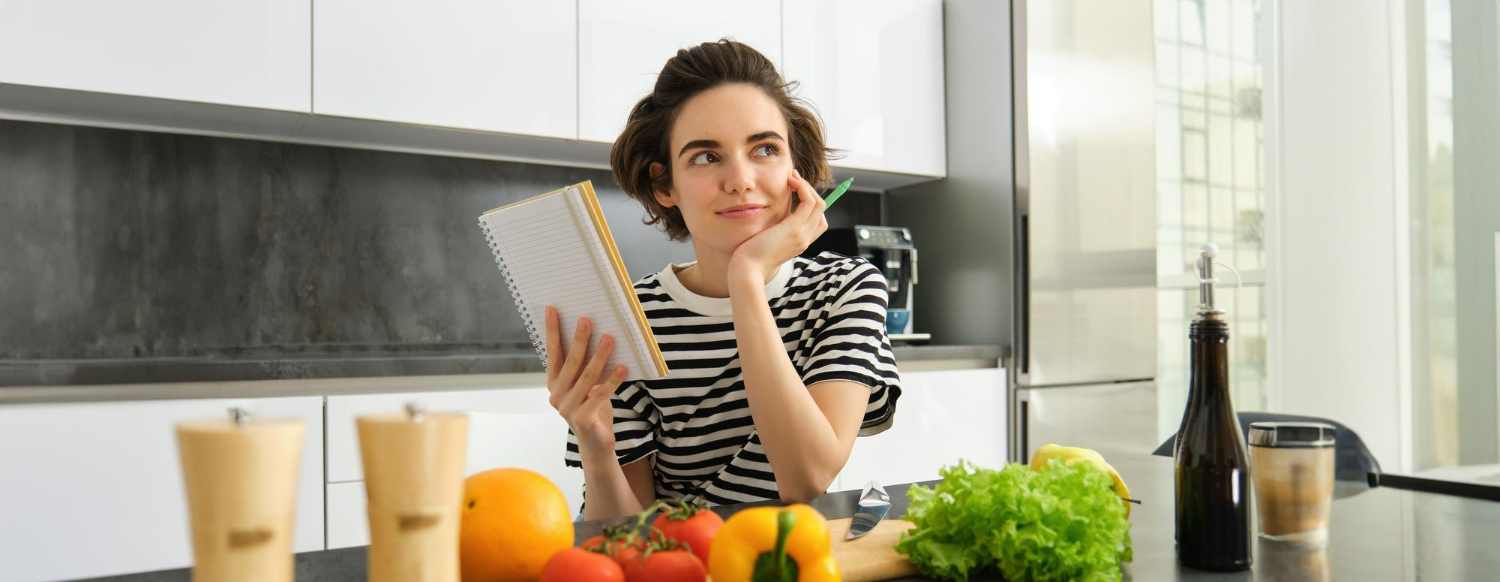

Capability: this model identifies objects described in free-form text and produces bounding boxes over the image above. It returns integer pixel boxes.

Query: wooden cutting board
[825,517,922,582]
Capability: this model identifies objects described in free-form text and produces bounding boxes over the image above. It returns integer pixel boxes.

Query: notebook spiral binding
[480,219,549,371]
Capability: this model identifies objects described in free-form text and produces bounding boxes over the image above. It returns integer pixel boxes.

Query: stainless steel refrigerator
[1009,0,1160,463]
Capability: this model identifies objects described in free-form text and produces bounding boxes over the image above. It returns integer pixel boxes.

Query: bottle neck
[1187,318,1232,406]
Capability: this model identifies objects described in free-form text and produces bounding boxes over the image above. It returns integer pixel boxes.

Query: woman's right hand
[544,306,629,453]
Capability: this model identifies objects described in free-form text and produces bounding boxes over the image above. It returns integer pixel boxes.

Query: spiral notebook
[478,181,670,381]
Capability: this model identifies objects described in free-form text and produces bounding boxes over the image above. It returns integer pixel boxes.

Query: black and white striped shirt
[564,251,902,507]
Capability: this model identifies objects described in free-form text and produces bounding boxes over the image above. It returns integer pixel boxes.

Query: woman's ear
[649,162,676,209]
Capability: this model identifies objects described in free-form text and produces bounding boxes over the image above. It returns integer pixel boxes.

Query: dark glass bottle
[1174,245,1252,572]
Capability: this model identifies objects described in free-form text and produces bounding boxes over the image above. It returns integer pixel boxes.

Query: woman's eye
[754,144,780,157]
[689,151,718,165]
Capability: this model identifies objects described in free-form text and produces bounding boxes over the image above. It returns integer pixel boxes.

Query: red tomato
[540,547,624,582]
[582,534,648,571]
[580,535,611,552]
[613,543,645,571]
[652,509,724,566]
[620,548,707,582]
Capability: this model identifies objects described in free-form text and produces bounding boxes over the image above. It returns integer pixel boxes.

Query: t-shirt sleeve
[564,380,659,468]
[800,259,903,436]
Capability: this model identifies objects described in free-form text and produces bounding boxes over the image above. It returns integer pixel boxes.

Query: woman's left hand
[728,167,827,284]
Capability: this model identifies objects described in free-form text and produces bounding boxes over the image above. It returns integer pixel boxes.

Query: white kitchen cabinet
[577,1,782,143]
[326,481,371,550]
[0,0,946,188]
[314,0,577,139]
[0,0,310,112]
[325,387,584,549]
[0,397,324,582]
[783,0,947,178]
[835,367,1007,491]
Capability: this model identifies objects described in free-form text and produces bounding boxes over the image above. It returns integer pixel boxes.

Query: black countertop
[78,454,1500,581]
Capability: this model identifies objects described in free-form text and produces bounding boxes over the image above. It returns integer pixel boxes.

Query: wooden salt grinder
[177,408,304,582]
[357,403,469,582]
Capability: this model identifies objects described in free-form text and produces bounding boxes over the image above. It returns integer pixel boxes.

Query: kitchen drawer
[0,397,324,581]
[326,387,585,514]
[837,368,1007,488]
[327,481,370,550]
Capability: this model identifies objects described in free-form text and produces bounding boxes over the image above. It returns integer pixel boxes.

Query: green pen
[823,177,855,208]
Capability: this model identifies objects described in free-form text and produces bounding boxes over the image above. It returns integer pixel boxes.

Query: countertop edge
[0,345,1004,404]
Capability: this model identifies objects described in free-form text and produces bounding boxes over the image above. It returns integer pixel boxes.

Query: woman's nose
[722,156,756,194]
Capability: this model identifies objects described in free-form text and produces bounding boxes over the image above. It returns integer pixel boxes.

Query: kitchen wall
[0,119,881,362]
[888,0,1014,350]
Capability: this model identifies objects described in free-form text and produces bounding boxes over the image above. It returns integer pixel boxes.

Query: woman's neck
[675,241,777,298]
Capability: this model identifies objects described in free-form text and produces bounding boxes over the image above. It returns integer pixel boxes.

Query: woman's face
[651,83,795,254]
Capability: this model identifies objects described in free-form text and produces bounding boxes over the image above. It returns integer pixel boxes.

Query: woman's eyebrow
[677,131,786,159]
[747,130,784,143]
[678,139,719,158]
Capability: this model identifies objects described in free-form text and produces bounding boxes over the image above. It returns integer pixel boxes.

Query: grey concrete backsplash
[0,120,879,361]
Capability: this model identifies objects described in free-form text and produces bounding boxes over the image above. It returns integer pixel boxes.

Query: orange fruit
[460,468,575,582]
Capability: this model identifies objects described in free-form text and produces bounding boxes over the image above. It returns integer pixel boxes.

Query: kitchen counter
[74,453,1500,581]
[0,342,545,388]
[0,344,1002,403]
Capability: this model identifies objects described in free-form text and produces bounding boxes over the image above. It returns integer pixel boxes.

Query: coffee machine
[802,225,924,341]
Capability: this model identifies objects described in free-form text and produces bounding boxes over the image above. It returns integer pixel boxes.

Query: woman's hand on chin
[728,167,827,285]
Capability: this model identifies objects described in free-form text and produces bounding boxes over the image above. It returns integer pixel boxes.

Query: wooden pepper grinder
[176,408,305,582]
[358,403,469,582]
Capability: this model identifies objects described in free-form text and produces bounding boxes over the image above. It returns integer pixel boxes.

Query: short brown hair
[609,38,837,242]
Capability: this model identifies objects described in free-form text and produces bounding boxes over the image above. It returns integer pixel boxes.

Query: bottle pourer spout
[1196,244,1224,317]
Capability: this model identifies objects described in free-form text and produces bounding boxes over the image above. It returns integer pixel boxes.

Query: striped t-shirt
[564,251,902,507]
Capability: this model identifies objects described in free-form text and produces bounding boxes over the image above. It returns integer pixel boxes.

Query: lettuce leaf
[894,459,1133,582]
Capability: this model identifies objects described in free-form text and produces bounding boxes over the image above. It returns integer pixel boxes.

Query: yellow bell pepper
[709,504,841,582]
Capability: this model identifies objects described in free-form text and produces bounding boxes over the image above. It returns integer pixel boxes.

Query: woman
[549,39,902,520]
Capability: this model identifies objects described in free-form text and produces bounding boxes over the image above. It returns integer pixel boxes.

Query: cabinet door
[0,397,324,582]
[0,0,310,112]
[836,368,1006,489]
[325,387,583,549]
[326,481,372,550]
[578,1,781,143]
[314,0,576,138]
[783,0,947,177]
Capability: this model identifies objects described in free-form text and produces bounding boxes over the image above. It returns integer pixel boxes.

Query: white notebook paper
[478,181,669,381]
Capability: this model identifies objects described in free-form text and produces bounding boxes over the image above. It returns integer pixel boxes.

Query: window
[1410,0,1463,472]
[1154,0,1267,441]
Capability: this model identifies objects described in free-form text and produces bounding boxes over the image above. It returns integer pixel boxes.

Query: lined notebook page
[480,185,663,381]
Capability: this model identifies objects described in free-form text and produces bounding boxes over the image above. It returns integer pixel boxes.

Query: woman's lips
[716,206,765,219]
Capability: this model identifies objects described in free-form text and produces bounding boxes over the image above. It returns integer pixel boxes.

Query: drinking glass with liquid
[1248,422,1337,544]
